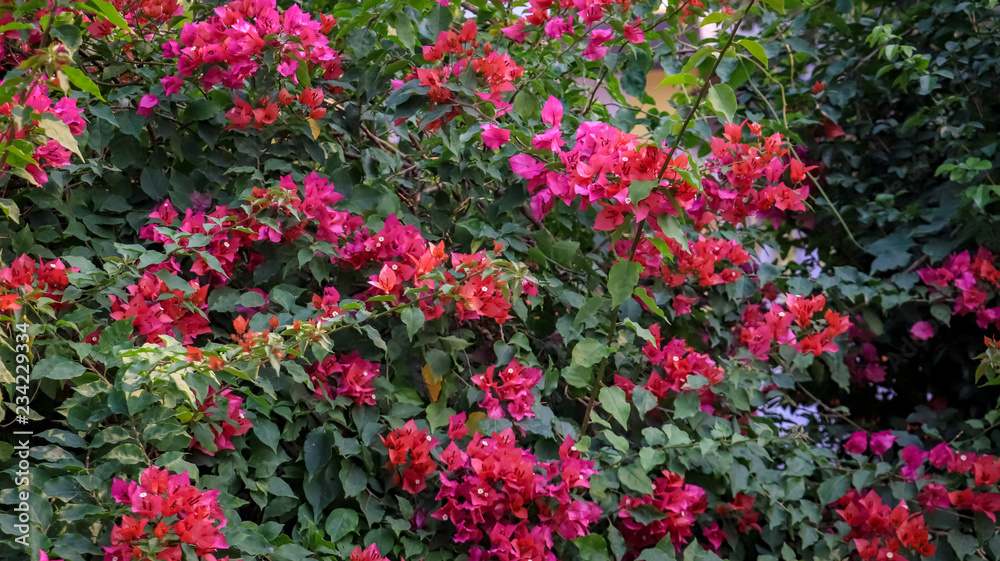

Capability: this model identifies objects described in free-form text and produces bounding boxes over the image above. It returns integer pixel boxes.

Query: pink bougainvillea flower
[509,154,546,179]
[544,17,573,39]
[481,123,511,149]
[844,431,867,454]
[623,18,645,44]
[447,412,468,440]
[910,321,934,340]
[541,95,563,127]
[869,430,896,455]
[161,76,183,96]
[501,20,527,42]
[137,94,159,116]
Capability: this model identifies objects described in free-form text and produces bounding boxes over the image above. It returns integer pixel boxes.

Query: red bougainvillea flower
[432,430,600,560]
[471,359,542,420]
[844,431,868,455]
[108,467,227,560]
[381,420,438,494]
[351,544,390,561]
[307,351,381,406]
[618,470,708,553]
[189,387,252,456]
[481,123,511,149]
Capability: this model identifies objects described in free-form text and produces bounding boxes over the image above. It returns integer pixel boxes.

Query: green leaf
[97,319,134,354]
[629,180,658,203]
[672,391,700,419]
[659,73,699,86]
[34,357,86,381]
[85,0,132,33]
[515,91,540,121]
[575,534,610,561]
[762,0,785,13]
[360,324,388,352]
[699,12,730,26]
[949,529,978,560]
[739,39,768,68]
[395,13,416,50]
[599,386,631,429]
[40,117,81,158]
[62,66,104,101]
[303,427,332,475]
[401,306,425,341]
[817,474,849,505]
[237,291,266,308]
[572,338,611,368]
[0,199,19,223]
[340,461,367,497]
[619,464,654,494]
[608,260,642,308]
[707,84,737,122]
[325,508,360,542]
[632,387,658,416]
[656,214,688,249]
[181,99,222,122]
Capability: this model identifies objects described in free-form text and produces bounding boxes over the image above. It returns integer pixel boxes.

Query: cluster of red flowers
[442,251,513,324]
[716,492,761,534]
[739,293,851,359]
[166,0,342,128]
[306,351,381,406]
[498,0,634,45]
[344,218,514,325]
[909,444,1000,521]
[109,269,210,346]
[434,430,601,561]
[617,235,751,289]
[0,81,86,185]
[104,0,181,29]
[616,470,708,553]
[835,489,936,560]
[108,466,229,561]
[471,359,542,421]
[350,544,391,561]
[382,420,439,494]
[189,387,252,456]
[918,248,1000,329]
[614,323,723,404]
[392,19,524,131]
[140,201,262,283]
[0,254,74,311]
[697,122,813,227]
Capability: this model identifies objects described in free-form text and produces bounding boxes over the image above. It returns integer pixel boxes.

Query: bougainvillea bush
[0,0,998,560]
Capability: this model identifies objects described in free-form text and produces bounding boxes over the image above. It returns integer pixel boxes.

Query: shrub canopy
[1,1,999,561]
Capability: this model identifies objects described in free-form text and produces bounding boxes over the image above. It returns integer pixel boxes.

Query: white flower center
[778,312,785,317]
[378,237,384,242]
[443,514,449,520]
[415,479,421,485]
[481,286,488,292]
[961,455,967,461]
[392,265,398,270]
[139,493,147,498]
[624,197,631,204]
[426,435,432,441]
